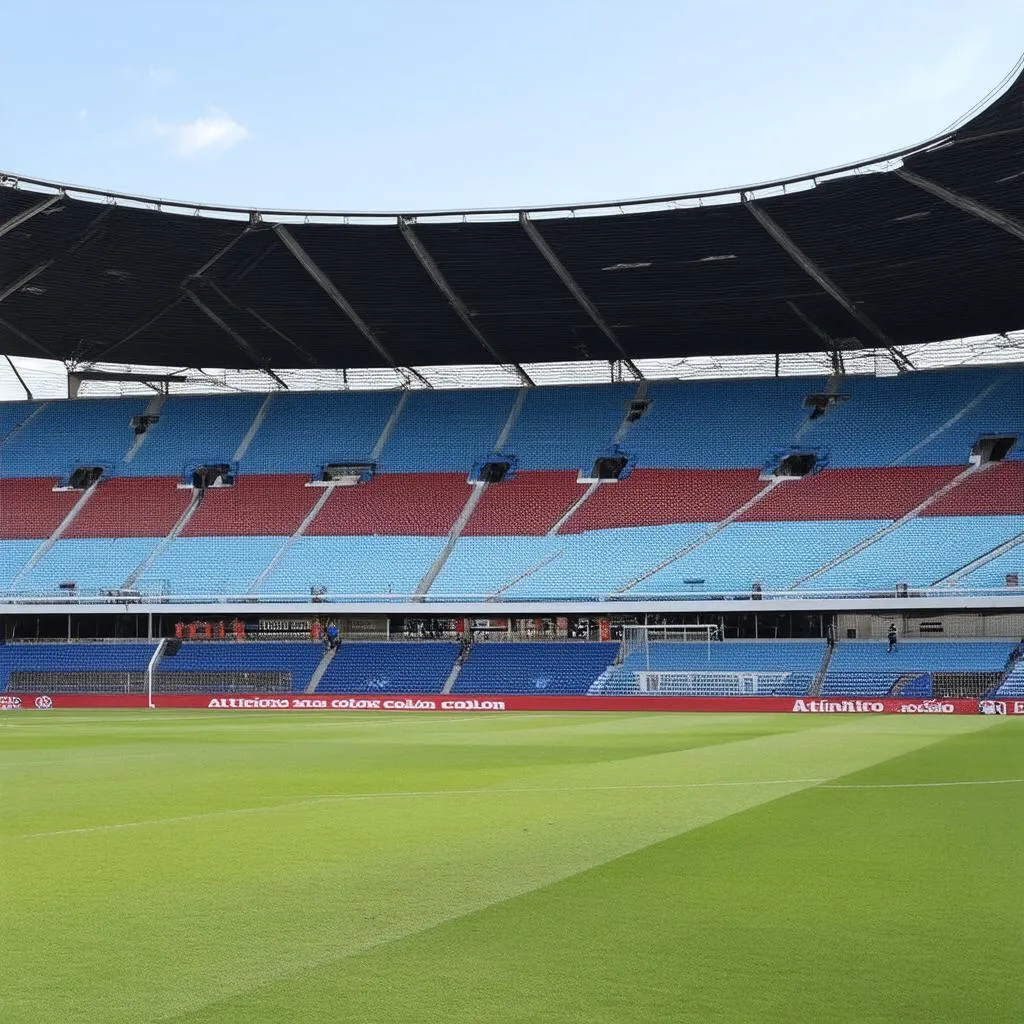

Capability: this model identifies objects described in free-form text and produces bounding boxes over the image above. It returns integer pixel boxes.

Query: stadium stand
[821,641,1015,696]
[452,642,620,695]
[0,642,157,691]
[316,642,460,693]
[0,365,1022,600]
[157,641,323,692]
[594,640,824,696]
[995,662,1024,697]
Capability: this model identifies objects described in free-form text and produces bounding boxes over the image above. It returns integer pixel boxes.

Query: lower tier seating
[995,663,1024,696]
[0,642,157,691]
[452,642,619,695]
[316,642,460,693]
[822,641,1015,695]
[594,640,823,696]
[159,641,323,692]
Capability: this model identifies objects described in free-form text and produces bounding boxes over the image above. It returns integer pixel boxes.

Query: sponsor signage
[7,694,1023,714]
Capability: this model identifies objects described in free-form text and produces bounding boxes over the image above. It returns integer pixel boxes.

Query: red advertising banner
[4,693,1021,714]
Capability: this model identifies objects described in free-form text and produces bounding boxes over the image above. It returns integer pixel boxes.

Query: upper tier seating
[805,516,1024,590]
[379,389,517,472]
[0,365,1020,600]
[124,395,265,477]
[625,378,820,468]
[316,642,459,693]
[0,397,148,477]
[0,478,77,539]
[501,384,636,470]
[241,391,397,474]
[452,642,619,695]
[800,368,1019,467]
[10,538,159,595]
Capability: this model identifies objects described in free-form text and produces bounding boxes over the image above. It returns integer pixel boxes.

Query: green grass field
[1,711,1021,1023]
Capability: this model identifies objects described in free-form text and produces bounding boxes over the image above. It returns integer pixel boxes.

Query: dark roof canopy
[2,62,1024,372]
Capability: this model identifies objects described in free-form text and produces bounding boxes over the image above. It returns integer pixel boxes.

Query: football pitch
[1,711,1021,1023]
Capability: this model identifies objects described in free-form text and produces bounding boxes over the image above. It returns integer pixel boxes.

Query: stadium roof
[2,59,1024,377]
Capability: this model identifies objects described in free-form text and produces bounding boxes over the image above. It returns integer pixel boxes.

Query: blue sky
[2,0,1023,212]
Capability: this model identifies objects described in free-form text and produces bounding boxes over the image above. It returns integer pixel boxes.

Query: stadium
[1,34,1023,1024]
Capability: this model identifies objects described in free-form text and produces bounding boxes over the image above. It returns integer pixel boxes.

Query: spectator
[887,622,898,653]
[326,622,339,650]
[826,621,837,650]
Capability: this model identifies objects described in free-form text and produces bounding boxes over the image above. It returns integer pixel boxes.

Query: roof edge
[2,52,1022,223]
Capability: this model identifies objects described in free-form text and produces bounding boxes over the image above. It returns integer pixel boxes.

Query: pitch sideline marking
[11,777,1024,840]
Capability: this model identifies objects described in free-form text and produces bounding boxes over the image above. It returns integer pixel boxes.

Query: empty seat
[453,642,619,695]
[317,642,459,693]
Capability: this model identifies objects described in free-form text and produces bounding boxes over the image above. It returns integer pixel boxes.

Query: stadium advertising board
[5,694,1022,714]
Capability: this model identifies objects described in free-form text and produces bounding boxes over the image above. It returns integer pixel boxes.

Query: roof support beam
[183,288,287,388]
[3,354,33,399]
[786,300,849,374]
[519,212,643,380]
[97,223,255,362]
[745,198,914,372]
[0,193,60,240]
[398,217,534,387]
[0,262,52,305]
[274,225,432,389]
[0,202,114,308]
[0,315,56,358]
[896,168,1024,243]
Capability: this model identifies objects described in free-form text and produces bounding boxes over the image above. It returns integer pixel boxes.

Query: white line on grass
[13,777,1024,840]
[820,778,1024,790]
[12,778,827,839]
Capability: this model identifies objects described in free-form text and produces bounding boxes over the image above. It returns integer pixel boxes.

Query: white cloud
[142,109,251,157]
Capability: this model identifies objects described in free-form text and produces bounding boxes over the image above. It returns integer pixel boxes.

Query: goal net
[633,670,790,696]
[620,624,719,671]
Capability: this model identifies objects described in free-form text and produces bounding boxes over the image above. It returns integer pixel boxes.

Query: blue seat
[160,641,323,692]
[823,641,1015,695]
[317,642,459,693]
[0,642,157,691]
[452,642,619,695]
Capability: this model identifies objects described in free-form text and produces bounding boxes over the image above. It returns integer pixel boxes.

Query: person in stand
[826,621,837,650]
[887,622,898,653]
[326,621,339,650]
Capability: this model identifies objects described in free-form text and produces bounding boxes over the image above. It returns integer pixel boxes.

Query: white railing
[0,585,1020,607]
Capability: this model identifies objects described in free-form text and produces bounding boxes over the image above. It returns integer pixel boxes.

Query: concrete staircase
[306,646,337,694]
[617,479,785,593]
[792,463,992,589]
[123,488,205,590]
[11,478,103,584]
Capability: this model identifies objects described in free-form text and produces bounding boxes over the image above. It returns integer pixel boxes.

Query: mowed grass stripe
[0,713,824,837]
[1,713,1003,1023]
[164,719,1024,1024]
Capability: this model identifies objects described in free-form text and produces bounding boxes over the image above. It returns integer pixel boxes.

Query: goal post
[620,624,719,671]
